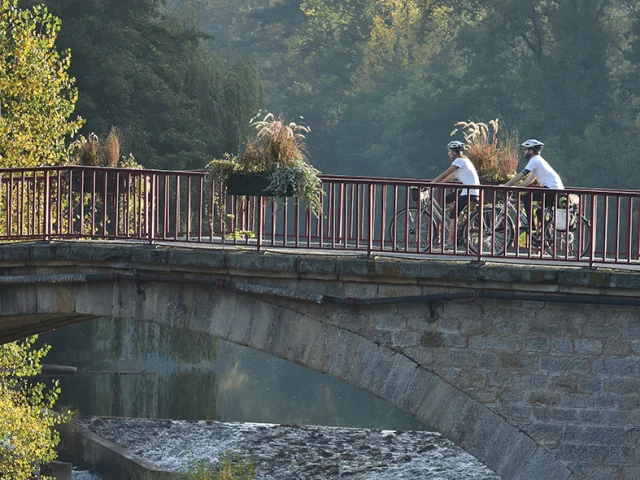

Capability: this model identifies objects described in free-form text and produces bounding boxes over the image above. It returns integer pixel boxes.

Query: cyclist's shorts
[445,193,478,219]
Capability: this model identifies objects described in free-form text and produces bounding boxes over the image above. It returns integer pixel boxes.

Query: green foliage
[182,450,256,480]
[42,0,264,170]
[0,336,70,479]
[0,0,84,167]
[193,0,640,189]
[206,112,323,215]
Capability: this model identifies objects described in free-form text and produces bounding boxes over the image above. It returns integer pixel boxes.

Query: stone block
[303,322,336,374]
[297,256,337,275]
[618,395,640,410]
[602,339,634,356]
[481,423,527,475]
[583,323,621,338]
[401,345,435,366]
[558,393,617,409]
[379,354,419,404]
[396,367,437,415]
[577,409,623,426]
[209,293,237,339]
[557,444,609,463]
[449,403,502,462]
[433,348,476,368]
[563,425,625,445]
[428,387,472,436]
[415,377,457,427]
[74,283,114,318]
[267,308,301,361]
[476,351,499,370]
[287,315,322,365]
[168,248,226,269]
[574,339,603,355]
[226,297,256,346]
[525,337,551,353]
[189,286,219,334]
[576,376,603,394]
[593,357,638,376]
[325,328,366,379]
[558,269,610,288]
[156,283,197,330]
[540,356,590,374]
[551,338,574,354]
[227,251,298,273]
[512,373,548,390]
[528,422,564,444]
[469,336,522,352]
[499,352,540,371]
[513,447,572,480]
[455,370,488,389]
[604,377,640,395]
[610,446,636,463]
[496,405,534,425]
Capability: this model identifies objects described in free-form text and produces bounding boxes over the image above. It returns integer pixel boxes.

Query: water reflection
[40,318,424,430]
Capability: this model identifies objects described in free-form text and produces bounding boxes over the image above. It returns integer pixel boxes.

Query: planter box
[227,173,294,197]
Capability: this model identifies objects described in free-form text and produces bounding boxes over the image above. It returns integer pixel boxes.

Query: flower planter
[226,173,294,197]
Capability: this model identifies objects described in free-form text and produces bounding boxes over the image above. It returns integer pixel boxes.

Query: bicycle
[389,187,510,255]
[489,191,592,259]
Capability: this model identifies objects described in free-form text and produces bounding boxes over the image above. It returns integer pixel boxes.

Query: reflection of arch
[0,279,573,480]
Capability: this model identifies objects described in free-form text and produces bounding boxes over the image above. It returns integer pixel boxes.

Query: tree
[42,0,265,170]
[0,336,68,480]
[0,0,84,167]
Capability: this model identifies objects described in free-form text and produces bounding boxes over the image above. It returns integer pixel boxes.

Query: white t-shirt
[524,155,564,189]
[452,157,480,196]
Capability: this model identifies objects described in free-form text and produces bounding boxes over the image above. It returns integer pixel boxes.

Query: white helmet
[521,139,544,149]
[447,141,465,150]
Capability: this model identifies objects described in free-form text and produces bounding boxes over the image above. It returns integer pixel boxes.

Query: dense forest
[32,0,640,188]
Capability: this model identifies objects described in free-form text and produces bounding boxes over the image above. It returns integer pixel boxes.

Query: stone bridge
[1,242,639,480]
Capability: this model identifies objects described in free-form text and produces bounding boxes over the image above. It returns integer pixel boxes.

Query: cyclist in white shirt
[502,139,564,237]
[432,141,480,248]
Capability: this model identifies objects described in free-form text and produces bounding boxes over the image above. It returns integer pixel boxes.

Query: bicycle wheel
[544,215,591,259]
[465,209,514,255]
[390,208,436,252]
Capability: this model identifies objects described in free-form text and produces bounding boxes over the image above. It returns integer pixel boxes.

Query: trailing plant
[450,119,518,184]
[205,112,323,217]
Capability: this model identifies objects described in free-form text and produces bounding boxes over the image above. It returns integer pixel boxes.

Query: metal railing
[0,165,638,267]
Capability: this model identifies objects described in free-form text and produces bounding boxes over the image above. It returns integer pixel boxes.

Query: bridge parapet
[0,242,639,479]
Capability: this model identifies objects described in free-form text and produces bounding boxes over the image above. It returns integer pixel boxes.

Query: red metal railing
[0,165,638,267]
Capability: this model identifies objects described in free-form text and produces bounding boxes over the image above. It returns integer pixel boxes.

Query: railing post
[367,183,374,255]
[43,170,51,241]
[149,173,156,245]
[477,187,484,262]
[589,193,597,267]
[257,196,264,252]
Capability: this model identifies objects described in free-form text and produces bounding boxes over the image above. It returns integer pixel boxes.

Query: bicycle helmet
[447,141,465,150]
[521,139,544,149]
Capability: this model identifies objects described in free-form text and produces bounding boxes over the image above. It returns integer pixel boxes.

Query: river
[39,317,498,479]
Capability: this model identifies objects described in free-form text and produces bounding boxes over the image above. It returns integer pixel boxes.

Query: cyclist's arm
[503,170,527,187]
[433,165,458,183]
[519,171,537,187]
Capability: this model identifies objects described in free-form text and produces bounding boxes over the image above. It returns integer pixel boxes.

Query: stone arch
[0,278,575,480]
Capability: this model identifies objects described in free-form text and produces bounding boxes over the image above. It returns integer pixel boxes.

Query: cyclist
[502,139,564,241]
[432,141,480,249]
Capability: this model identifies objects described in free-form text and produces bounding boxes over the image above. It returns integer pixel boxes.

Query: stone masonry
[0,242,639,479]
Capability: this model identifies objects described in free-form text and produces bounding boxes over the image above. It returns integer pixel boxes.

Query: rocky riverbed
[81,417,500,479]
